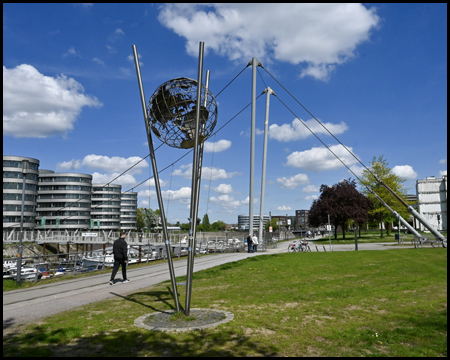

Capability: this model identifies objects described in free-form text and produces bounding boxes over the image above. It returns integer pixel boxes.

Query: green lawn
[3,248,447,357]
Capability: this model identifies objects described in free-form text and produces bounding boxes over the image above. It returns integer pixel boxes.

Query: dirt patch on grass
[243,327,276,336]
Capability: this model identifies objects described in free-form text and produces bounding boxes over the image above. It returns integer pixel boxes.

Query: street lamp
[16,160,29,285]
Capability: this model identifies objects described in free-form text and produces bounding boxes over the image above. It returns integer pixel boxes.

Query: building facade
[238,215,271,232]
[416,175,447,232]
[295,210,309,230]
[3,156,40,230]
[91,184,122,230]
[120,191,138,230]
[37,170,92,230]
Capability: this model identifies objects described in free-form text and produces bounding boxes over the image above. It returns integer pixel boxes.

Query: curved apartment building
[91,184,122,230]
[3,156,40,230]
[120,191,137,230]
[37,170,92,230]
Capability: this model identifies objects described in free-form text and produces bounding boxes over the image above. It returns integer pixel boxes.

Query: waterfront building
[120,191,138,230]
[416,175,447,231]
[37,170,92,230]
[237,214,270,232]
[3,156,40,230]
[91,184,122,230]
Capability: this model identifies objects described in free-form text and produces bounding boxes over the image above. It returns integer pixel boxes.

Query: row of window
[3,193,37,202]
[90,215,121,219]
[3,205,37,212]
[37,211,91,216]
[91,207,120,212]
[3,216,37,223]
[38,194,89,200]
[3,160,39,170]
[3,182,37,191]
[92,187,121,192]
[91,194,122,199]
[39,185,92,191]
[37,202,91,208]
[3,172,39,181]
[91,201,121,206]
[39,176,92,183]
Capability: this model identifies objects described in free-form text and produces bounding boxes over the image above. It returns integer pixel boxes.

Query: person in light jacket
[110,231,129,285]
[252,233,259,253]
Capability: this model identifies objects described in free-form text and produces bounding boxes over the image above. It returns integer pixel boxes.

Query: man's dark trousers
[110,259,127,281]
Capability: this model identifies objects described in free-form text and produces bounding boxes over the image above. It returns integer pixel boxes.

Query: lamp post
[16,159,29,285]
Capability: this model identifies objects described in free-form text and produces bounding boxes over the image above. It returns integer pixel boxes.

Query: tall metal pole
[185,41,204,316]
[16,159,29,285]
[259,87,275,245]
[328,214,332,251]
[132,45,180,312]
[249,57,260,237]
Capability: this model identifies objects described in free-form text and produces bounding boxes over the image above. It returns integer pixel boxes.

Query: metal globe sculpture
[147,77,218,149]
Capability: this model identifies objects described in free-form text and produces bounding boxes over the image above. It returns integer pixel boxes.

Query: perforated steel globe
[147,77,218,149]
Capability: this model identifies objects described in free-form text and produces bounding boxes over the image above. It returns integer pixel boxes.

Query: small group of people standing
[246,233,259,253]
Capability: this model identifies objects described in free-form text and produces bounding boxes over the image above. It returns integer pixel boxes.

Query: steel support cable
[261,67,413,207]
[215,65,249,98]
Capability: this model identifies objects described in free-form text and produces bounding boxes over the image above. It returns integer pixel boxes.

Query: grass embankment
[3,248,447,357]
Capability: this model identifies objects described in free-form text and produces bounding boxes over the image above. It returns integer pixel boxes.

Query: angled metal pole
[132,45,180,312]
[185,41,204,316]
[259,87,275,245]
[249,57,259,236]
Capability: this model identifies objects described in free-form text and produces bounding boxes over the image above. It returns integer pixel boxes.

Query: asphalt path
[3,238,419,328]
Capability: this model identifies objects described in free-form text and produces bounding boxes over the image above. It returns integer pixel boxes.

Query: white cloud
[305,195,318,201]
[214,184,233,194]
[62,46,80,57]
[269,118,348,142]
[302,185,319,193]
[106,45,117,53]
[203,139,231,152]
[173,164,240,180]
[209,194,253,210]
[439,159,447,164]
[277,173,310,189]
[3,64,102,138]
[392,165,418,180]
[138,187,192,204]
[108,28,125,42]
[93,57,105,66]
[134,178,167,190]
[286,144,359,172]
[127,53,143,66]
[158,4,380,80]
[81,154,148,175]
[349,164,364,177]
[91,172,137,188]
[277,205,292,211]
[439,170,447,177]
[56,159,82,171]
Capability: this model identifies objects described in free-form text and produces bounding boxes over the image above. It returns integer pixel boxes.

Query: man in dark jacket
[247,234,253,253]
[110,231,129,285]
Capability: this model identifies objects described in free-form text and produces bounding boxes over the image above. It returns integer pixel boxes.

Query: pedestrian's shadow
[110,286,182,313]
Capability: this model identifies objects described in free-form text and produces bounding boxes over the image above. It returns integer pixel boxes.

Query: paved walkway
[2,238,425,329]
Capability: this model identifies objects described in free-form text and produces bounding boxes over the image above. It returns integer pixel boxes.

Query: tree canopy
[357,155,412,237]
[309,178,371,239]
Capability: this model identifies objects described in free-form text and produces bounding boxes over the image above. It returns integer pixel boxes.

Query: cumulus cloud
[277,173,310,189]
[439,170,447,177]
[439,159,447,164]
[203,139,231,152]
[269,118,348,142]
[305,195,318,201]
[302,185,319,193]
[286,144,359,171]
[139,187,192,205]
[209,194,255,210]
[3,64,102,138]
[158,3,380,80]
[91,172,137,188]
[81,154,148,175]
[392,165,418,180]
[277,205,292,211]
[214,184,233,194]
[173,164,241,180]
[57,159,82,171]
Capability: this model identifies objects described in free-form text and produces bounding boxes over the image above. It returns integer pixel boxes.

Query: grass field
[3,248,447,357]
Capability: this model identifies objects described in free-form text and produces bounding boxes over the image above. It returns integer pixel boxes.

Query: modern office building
[120,191,138,230]
[37,170,92,230]
[3,156,40,230]
[237,215,270,232]
[416,175,447,231]
[91,184,122,230]
[295,210,309,230]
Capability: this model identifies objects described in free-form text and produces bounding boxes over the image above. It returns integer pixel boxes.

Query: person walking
[247,234,253,253]
[110,231,129,285]
[252,233,259,253]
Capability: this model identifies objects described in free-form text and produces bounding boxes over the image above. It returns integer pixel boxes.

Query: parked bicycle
[287,240,310,252]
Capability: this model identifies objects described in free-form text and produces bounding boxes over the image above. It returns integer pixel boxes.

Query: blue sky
[3,3,447,225]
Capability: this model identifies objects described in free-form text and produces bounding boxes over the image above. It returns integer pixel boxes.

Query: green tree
[212,220,226,231]
[136,208,146,231]
[264,218,280,232]
[202,213,211,231]
[357,155,411,237]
